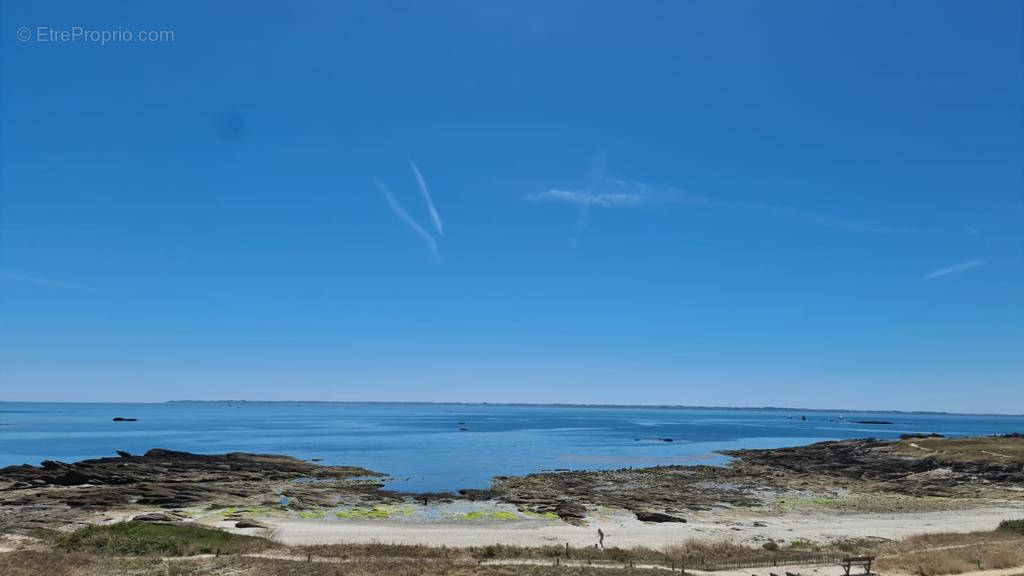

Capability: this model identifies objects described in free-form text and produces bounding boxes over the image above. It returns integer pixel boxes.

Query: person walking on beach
[597,528,605,550]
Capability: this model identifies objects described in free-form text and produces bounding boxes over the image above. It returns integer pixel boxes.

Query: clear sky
[1,1,1021,412]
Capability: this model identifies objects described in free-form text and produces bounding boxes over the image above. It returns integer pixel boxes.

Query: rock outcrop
[1,435,1020,533]
[0,449,385,532]
[493,435,1024,521]
[722,435,1024,496]
[636,511,686,523]
[235,519,270,529]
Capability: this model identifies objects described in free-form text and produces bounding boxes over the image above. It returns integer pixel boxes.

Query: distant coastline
[0,399,1021,417]
[153,400,1023,418]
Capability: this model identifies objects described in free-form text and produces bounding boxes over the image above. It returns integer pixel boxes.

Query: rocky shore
[0,449,385,531]
[1,435,1021,532]
[722,433,1024,497]
[491,434,1024,523]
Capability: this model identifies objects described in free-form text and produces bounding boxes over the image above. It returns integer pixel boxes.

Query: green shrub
[58,521,272,556]
[998,519,1024,535]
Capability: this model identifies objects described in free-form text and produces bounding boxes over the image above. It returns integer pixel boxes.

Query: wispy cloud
[527,189,643,207]
[0,271,96,291]
[924,260,984,280]
[531,183,891,235]
[722,200,892,233]
[374,178,439,259]
[528,187,649,245]
[527,153,677,245]
[531,153,898,247]
[409,160,443,236]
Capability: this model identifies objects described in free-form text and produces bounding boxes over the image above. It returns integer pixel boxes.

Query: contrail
[374,178,439,259]
[569,151,606,246]
[569,199,592,247]
[925,260,983,280]
[409,160,443,236]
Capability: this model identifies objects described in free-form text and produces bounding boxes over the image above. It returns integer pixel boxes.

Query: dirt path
[189,554,1024,576]
[2,545,1022,576]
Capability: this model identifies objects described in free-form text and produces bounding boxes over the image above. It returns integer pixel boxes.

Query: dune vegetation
[2,520,1024,576]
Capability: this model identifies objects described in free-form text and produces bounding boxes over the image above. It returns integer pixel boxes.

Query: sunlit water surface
[1,402,1021,492]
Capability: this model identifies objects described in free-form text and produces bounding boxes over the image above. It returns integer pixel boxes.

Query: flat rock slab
[235,519,270,529]
[635,511,686,523]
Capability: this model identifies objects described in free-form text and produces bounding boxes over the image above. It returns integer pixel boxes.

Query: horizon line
[1,399,1021,418]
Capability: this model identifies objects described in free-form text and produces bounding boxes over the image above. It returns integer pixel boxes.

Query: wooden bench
[840,556,876,576]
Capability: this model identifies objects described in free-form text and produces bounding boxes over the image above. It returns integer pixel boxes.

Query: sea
[1,402,1021,493]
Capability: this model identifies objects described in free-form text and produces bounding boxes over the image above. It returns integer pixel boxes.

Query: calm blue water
[1,402,1021,492]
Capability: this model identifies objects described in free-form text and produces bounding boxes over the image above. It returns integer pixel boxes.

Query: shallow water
[1,402,1021,492]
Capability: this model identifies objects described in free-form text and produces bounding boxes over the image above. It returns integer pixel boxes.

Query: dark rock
[116,451,133,458]
[721,436,1024,497]
[112,417,138,422]
[636,511,686,523]
[660,438,674,442]
[52,471,92,486]
[133,512,180,523]
[762,541,779,551]
[900,433,945,440]
[413,491,458,505]
[458,489,496,501]
[489,435,1024,526]
[235,519,269,529]
[0,448,384,531]
[853,420,892,425]
[554,501,587,521]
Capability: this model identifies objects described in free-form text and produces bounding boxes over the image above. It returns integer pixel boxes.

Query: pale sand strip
[228,505,1024,549]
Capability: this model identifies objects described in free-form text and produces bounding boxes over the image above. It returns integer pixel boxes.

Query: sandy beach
[225,504,1024,548]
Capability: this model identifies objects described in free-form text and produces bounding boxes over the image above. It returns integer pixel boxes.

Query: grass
[876,529,1024,576]
[893,435,1024,465]
[306,537,823,565]
[57,521,273,556]
[879,542,1024,575]
[8,521,1024,575]
[785,538,822,551]
[1,550,577,576]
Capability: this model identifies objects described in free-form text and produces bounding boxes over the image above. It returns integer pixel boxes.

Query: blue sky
[1,1,1021,412]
